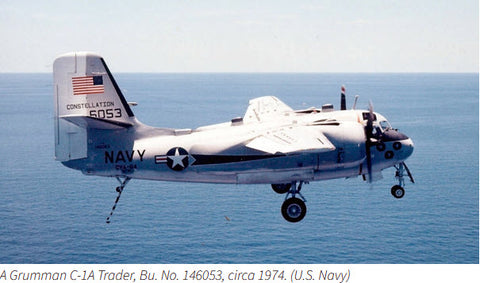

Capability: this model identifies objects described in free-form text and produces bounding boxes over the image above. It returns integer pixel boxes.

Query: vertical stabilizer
[53,52,135,161]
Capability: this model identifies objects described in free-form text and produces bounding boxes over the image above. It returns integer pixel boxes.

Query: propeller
[364,100,375,183]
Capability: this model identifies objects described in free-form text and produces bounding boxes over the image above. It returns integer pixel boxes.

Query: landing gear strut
[106,176,131,224]
[281,181,307,223]
[391,162,414,199]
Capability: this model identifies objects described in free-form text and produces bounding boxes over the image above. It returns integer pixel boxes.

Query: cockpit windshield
[379,120,392,131]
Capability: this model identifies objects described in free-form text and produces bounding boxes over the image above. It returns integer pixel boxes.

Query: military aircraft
[53,52,414,223]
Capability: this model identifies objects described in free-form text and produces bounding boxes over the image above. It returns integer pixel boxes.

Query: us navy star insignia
[162,147,195,171]
[169,148,188,169]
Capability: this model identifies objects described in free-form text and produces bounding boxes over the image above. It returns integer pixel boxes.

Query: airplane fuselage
[64,109,413,185]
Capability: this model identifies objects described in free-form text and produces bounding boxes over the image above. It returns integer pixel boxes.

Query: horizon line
[0,71,478,75]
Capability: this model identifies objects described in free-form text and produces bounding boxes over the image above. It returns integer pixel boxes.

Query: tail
[53,52,136,161]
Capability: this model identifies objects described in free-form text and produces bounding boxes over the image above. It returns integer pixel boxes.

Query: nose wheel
[391,185,405,199]
[391,162,414,199]
[280,181,307,222]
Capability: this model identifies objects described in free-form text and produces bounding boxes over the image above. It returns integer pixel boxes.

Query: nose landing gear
[391,162,414,199]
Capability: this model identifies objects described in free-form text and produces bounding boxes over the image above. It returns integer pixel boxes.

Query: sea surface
[0,73,478,263]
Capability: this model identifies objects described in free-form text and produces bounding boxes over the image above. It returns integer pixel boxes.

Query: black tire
[281,198,307,222]
[391,185,405,199]
[271,183,291,194]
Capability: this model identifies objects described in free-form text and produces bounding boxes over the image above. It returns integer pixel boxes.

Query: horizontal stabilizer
[60,115,133,130]
[246,126,335,154]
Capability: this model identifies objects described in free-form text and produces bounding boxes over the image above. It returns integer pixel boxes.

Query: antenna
[340,85,346,110]
[352,95,359,110]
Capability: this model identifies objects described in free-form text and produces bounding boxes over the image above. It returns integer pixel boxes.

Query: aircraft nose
[381,129,414,160]
[401,137,414,159]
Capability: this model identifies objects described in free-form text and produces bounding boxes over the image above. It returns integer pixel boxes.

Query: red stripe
[72,78,92,82]
[73,89,104,94]
[155,156,167,163]
[73,86,104,91]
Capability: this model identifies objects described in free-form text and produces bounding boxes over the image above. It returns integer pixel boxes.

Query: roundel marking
[166,147,189,171]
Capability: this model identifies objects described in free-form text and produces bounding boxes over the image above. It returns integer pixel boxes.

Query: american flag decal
[72,76,104,95]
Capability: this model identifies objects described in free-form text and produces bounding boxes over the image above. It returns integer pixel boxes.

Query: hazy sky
[0,0,478,72]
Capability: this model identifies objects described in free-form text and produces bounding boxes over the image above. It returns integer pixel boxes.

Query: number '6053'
[89,108,122,118]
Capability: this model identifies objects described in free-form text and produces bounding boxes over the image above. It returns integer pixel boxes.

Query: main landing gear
[391,162,415,199]
[272,181,308,223]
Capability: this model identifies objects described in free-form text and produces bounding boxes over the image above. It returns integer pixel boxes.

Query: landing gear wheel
[391,185,405,199]
[281,198,307,223]
[271,183,292,194]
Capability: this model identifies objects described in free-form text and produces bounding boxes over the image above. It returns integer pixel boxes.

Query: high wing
[246,125,335,154]
[243,96,294,123]
[242,96,335,154]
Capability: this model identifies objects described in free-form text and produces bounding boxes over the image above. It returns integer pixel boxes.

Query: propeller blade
[364,100,375,183]
[365,140,373,183]
[368,100,374,114]
[366,100,374,136]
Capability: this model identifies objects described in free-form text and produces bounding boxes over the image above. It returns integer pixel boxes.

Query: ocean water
[0,73,478,264]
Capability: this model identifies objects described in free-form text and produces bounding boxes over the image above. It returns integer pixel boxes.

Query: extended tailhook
[106,176,131,224]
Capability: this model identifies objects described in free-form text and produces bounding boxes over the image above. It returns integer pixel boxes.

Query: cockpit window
[379,120,392,130]
[362,112,377,121]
